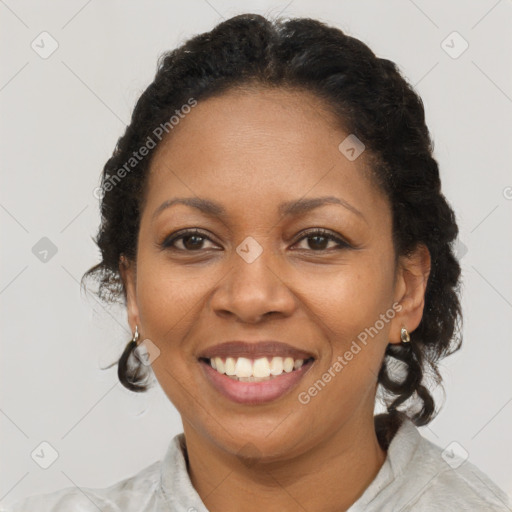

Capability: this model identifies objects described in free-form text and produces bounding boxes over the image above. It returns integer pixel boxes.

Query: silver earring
[132,325,140,344]
[400,326,411,343]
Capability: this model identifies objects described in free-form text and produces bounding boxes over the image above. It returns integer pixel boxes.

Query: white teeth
[253,357,270,378]
[269,356,283,375]
[234,357,253,377]
[208,356,309,379]
[214,357,225,374]
[283,357,294,373]
[225,357,236,375]
[236,375,271,382]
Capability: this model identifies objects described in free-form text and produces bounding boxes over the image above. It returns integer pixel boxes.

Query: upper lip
[198,341,315,361]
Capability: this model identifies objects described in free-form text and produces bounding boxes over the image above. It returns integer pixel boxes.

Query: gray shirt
[3,417,510,511]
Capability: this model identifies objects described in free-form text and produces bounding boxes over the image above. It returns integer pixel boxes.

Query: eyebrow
[152,195,365,221]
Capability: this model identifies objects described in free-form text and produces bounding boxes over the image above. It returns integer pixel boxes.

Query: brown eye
[160,228,351,253]
[293,229,351,251]
[161,229,217,251]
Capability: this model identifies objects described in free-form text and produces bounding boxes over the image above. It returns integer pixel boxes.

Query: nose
[210,244,297,324]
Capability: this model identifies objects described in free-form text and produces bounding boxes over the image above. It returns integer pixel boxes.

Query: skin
[120,87,431,512]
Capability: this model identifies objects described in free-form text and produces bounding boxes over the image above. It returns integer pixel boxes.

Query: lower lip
[199,359,314,405]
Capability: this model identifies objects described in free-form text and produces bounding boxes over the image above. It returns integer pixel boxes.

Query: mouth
[199,355,315,382]
[198,352,315,405]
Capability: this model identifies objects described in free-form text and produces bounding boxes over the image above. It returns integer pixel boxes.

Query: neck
[182,412,387,512]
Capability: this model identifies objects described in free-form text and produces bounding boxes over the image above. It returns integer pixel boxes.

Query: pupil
[309,235,327,250]
[184,235,203,250]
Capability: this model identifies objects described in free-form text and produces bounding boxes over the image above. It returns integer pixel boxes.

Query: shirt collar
[159,433,210,512]
[347,416,423,510]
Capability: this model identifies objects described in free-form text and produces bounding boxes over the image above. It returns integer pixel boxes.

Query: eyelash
[160,228,351,252]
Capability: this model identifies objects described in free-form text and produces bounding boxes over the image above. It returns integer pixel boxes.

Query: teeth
[225,357,236,376]
[208,356,307,379]
[269,356,283,375]
[234,357,253,378]
[294,359,304,370]
[215,357,225,374]
[253,357,270,378]
[236,375,271,382]
[283,357,294,373]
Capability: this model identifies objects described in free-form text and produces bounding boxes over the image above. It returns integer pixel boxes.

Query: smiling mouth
[198,354,316,405]
[199,356,315,382]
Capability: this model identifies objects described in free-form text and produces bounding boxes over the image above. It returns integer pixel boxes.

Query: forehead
[151,86,347,166]
[143,87,388,223]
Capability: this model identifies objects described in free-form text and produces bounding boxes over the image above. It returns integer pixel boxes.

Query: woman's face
[122,87,427,462]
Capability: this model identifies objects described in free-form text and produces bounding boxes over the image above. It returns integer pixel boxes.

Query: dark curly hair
[82,13,462,440]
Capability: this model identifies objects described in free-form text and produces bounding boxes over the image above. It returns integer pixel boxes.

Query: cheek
[135,233,207,312]
[291,263,394,439]
[134,257,206,413]
[134,255,204,357]
[302,256,395,335]
[300,253,395,390]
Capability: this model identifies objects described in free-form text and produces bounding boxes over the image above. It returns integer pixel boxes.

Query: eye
[160,229,218,251]
[292,228,351,251]
[160,228,351,253]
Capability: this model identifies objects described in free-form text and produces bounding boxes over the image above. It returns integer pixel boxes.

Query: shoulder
[413,463,511,511]
[362,416,511,511]
[395,421,511,511]
[2,460,162,512]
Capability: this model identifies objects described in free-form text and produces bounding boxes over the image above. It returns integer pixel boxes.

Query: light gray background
[1,0,511,507]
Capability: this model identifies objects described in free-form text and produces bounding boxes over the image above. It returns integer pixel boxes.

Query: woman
[6,13,510,512]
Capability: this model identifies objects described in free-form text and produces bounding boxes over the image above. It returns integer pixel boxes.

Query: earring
[400,326,411,343]
[132,325,140,344]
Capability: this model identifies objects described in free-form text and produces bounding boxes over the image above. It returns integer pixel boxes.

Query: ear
[119,255,140,335]
[389,243,431,344]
